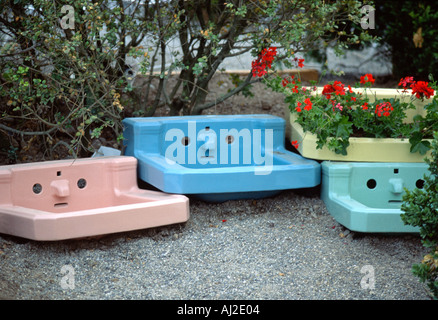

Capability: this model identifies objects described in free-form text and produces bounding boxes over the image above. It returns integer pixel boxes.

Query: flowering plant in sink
[267,67,437,157]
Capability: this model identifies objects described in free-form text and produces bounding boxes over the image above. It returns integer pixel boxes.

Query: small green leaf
[410,139,431,155]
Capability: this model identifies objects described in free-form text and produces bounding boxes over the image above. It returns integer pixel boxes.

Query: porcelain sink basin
[123,115,321,202]
[0,156,189,241]
[321,161,429,233]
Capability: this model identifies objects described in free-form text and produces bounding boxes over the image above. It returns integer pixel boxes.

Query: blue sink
[123,115,321,202]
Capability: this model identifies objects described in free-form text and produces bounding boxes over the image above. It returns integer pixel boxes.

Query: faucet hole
[366,179,377,189]
[205,126,210,131]
[77,178,87,189]
[181,136,190,146]
[32,183,42,194]
[416,179,425,189]
[57,171,62,176]
[394,168,399,174]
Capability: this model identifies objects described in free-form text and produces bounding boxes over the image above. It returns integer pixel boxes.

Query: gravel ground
[0,187,432,300]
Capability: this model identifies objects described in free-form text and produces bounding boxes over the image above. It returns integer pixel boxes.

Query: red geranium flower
[322,84,334,99]
[333,81,346,95]
[304,98,312,111]
[251,62,267,77]
[292,57,305,68]
[261,47,277,68]
[291,140,299,149]
[398,76,415,93]
[282,75,298,86]
[360,73,375,85]
[322,81,346,99]
[411,81,435,99]
[281,78,289,87]
[398,76,414,89]
[375,102,393,117]
[251,47,277,78]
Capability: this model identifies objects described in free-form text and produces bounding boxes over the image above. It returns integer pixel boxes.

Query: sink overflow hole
[54,202,68,208]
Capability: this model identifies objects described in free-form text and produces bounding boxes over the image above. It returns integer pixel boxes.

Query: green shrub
[0,0,375,161]
[0,0,150,159]
[401,132,438,299]
[374,0,438,81]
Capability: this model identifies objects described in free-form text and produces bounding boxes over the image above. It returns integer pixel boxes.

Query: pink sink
[0,156,189,241]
